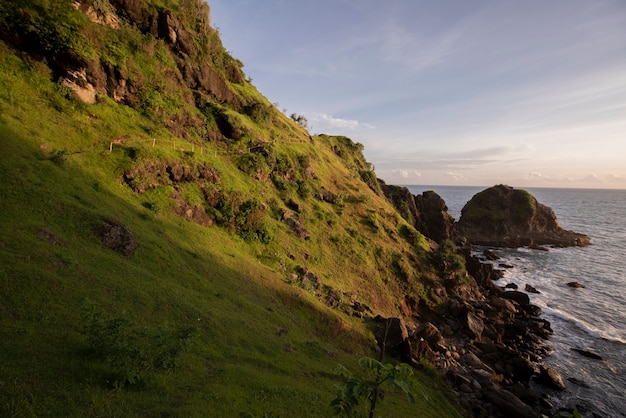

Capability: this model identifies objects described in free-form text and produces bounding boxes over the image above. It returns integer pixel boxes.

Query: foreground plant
[331,357,416,418]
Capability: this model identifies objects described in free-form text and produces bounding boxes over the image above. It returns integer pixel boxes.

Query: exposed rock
[171,190,213,227]
[484,386,537,418]
[373,316,408,351]
[536,365,566,390]
[524,284,540,294]
[413,190,455,243]
[571,348,603,360]
[505,283,518,289]
[379,182,419,227]
[466,311,485,340]
[502,290,530,306]
[281,210,310,240]
[94,218,137,258]
[455,185,590,248]
[484,249,500,260]
[414,322,444,348]
[566,281,585,289]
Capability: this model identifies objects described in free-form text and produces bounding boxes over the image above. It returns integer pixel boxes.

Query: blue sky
[210,0,626,189]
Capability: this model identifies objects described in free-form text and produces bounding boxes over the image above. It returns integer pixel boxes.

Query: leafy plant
[331,357,416,418]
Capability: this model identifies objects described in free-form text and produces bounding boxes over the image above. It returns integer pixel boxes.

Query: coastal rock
[466,311,485,340]
[502,290,530,306]
[484,386,537,418]
[524,284,540,294]
[571,348,603,360]
[566,281,585,289]
[537,365,566,390]
[413,190,455,243]
[455,185,591,248]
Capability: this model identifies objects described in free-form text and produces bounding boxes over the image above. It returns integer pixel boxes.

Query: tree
[289,113,309,129]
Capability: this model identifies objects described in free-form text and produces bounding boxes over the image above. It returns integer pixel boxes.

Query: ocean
[406,185,626,417]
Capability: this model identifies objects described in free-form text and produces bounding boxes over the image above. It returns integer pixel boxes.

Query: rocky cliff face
[455,185,590,248]
[378,182,454,244]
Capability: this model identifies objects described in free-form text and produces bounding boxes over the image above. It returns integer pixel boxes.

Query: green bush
[82,300,195,386]
[331,357,416,418]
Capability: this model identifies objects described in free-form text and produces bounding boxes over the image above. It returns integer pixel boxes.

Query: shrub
[331,357,416,418]
[82,301,195,386]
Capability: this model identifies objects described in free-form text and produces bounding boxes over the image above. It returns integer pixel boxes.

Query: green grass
[0,9,463,416]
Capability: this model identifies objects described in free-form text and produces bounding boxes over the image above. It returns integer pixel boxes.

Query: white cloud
[391,169,421,179]
[308,113,375,132]
[445,171,466,181]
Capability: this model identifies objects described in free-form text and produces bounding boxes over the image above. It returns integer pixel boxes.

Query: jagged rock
[373,316,408,350]
[455,185,590,248]
[413,190,455,243]
[414,322,444,348]
[171,190,213,227]
[566,281,585,289]
[502,290,530,306]
[491,297,517,314]
[524,284,540,294]
[537,365,566,390]
[466,311,485,340]
[281,210,310,240]
[484,386,537,418]
[522,304,542,317]
[505,283,518,289]
[379,182,419,226]
[567,377,591,388]
[484,249,500,260]
[94,218,137,258]
[571,348,603,360]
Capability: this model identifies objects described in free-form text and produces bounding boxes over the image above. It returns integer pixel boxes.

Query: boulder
[94,218,137,258]
[524,284,540,294]
[455,185,590,248]
[373,316,408,350]
[484,386,537,418]
[414,322,444,348]
[567,281,585,289]
[536,365,566,390]
[502,290,530,306]
[466,311,485,340]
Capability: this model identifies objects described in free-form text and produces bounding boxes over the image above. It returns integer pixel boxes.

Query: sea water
[407,185,626,417]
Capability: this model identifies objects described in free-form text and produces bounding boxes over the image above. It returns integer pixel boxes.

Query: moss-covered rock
[455,185,590,247]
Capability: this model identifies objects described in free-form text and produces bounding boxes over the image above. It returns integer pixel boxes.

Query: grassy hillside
[0,1,463,417]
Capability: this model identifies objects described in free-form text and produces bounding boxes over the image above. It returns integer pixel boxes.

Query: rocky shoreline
[371,185,595,417]
[376,250,568,417]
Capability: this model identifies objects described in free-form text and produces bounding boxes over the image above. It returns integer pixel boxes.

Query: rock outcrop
[414,190,455,243]
[455,185,590,248]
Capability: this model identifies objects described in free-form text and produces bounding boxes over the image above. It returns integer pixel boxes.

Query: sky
[209,0,626,189]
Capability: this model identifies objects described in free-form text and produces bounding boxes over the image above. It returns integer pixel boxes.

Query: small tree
[289,113,309,129]
[331,357,416,418]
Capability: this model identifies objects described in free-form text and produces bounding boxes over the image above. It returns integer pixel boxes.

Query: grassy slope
[0,6,462,418]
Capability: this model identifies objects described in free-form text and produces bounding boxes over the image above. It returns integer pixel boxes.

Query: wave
[542,306,626,345]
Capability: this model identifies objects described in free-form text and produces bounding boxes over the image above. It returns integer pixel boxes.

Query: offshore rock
[455,185,590,248]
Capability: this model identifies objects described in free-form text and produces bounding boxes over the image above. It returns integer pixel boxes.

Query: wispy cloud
[307,113,375,133]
